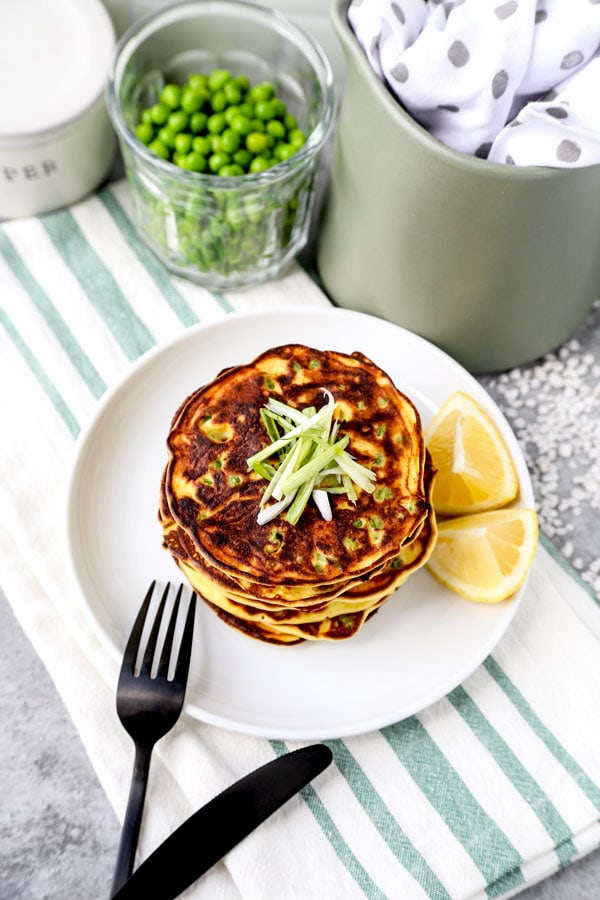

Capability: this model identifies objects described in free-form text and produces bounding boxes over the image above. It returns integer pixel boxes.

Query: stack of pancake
[159,344,437,644]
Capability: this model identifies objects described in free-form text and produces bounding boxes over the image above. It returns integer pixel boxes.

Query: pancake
[160,477,362,605]
[163,344,429,587]
[160,344,436,644]
[163,455,436,640]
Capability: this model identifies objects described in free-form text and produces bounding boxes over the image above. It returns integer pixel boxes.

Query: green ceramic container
[317,0,600,372]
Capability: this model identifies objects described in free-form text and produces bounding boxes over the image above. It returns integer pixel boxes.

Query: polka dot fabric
[348,0,600,166]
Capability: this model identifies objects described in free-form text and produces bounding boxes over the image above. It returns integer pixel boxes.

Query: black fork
[110,582,196,896]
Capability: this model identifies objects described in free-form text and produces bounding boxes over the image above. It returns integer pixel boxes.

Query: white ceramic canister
[0,0,116,219]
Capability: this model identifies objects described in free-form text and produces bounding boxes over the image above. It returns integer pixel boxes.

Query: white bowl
[0,0,116,219]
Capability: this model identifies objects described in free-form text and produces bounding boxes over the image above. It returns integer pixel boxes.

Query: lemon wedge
[425,391,519,516]
[426,508,538,603]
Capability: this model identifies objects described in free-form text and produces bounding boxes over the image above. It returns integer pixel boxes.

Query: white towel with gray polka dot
[348,0,600,166]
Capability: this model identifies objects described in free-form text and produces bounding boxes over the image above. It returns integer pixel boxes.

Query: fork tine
[139,582,170,677]
[173,591,197,687]
[122,581,156,670]
[155,583,183,679]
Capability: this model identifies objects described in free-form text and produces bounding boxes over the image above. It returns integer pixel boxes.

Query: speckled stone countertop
[480,299,600,600]
[2,298,600,898]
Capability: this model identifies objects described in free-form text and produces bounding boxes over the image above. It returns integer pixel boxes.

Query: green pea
[250,118,265,133]
[135,122,154,144]
[223,105,239,124]
[188,72,209,90]
[224,81,242,105]
[168,110,189,133]
[220,129,240,154]
[189,111,208,133]
[274,142,295,161]
[254,100,276,121]
[226,204,246,229]
[238,102,254,118]
[141,108,154,125]
[208,68,231,90]
[192,135,211,155]
[266,119,286,139]
[207,112,226,134]
[180,88,205,114]
[271,97,287,118]
[160,83,182,109]
[218,163,244,176]
[284,112,297,130]
[233,148,252,169]
[211,89,227,113]
[249,82,274,103]
[230,114,252,136]
[246,132,269,155]
[148,138,170,159]
[249,156,271,173]
[150,102,170,125]
[208,150,231,172]
[233,74,251,92]
[157,127,176,149]
[174,132,193,155]
[289,128,306,148]
[244,196,264,223]
[186,151,207,172]
[209,134,223,152]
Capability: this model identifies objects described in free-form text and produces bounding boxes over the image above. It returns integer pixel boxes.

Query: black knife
[112,743,333,900]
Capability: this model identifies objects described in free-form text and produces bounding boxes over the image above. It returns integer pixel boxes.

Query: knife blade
[112,743,332,900]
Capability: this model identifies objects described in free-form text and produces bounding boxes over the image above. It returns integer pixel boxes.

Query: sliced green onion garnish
[247,389,377,525]
[260,408,282,445]
[312,489,332,522]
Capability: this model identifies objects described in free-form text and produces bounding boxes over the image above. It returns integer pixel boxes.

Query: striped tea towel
[2,179,600,899]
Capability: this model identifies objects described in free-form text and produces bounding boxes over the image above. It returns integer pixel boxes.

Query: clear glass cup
[107,0,335,290]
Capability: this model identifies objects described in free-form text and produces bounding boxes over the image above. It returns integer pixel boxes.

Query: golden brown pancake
[160,344,436,644]
[163,345,429,586]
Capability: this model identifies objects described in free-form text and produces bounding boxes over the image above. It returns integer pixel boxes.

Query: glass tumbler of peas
[107,0,334,290]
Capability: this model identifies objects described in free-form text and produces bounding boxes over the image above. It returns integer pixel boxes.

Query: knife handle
[113,743,332,900]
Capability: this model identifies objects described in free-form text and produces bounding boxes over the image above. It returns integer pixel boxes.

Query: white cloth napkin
[2,179,600,899]
[348,0,600,166]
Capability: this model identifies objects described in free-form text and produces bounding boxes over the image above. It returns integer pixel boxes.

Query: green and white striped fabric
[2,180,600,900]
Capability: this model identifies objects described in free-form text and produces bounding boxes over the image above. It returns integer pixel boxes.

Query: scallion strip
[286,475,318,526]
[247,388,377,524]
[280,436,349,495]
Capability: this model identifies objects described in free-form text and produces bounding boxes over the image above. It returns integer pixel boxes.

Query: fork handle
[110,743,154,896]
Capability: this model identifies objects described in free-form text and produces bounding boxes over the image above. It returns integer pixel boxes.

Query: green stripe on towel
[382,717,525,892]
[487,867,527,898]
[448,685,577,866]
[328,740,452,900]
[0,307,80,439]
[41,209,155,361]
[269,740,388,899]
[484,657,600,810]
[103,183,235,315]
[539,533,599,607]
[99,189,200,328]
[0,231,106,400]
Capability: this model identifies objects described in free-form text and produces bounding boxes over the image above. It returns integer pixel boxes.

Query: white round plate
[66,306,534,740]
